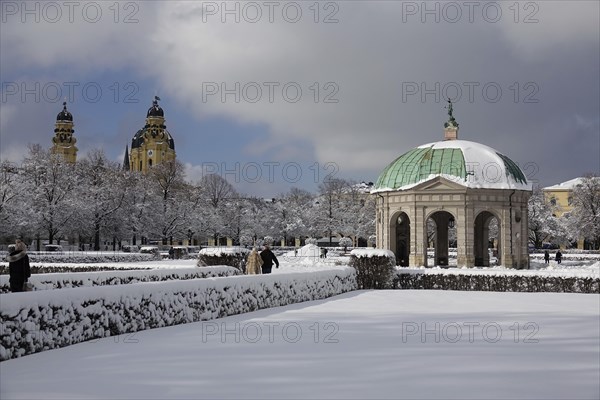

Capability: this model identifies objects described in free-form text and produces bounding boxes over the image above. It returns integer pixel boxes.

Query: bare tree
[201,173,236,208]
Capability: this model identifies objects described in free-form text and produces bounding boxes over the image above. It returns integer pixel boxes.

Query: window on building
[568,196,573,206]
[550,197,557,206]
[148,159,152,167]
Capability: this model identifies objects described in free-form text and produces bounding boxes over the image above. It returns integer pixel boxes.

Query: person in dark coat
[7,239,31,292]
[544,250,550,264]
[260,244,279,274]
[555,250,562,264]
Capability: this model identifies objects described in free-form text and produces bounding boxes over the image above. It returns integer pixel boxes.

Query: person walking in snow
[260,244,279,274]
[6,238,31,292]
[544,250,550,264]
[246,247,263,275]
[555,250,562,264]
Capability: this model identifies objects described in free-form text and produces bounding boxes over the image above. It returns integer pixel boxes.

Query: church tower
[129,96,176,173]
[51,102,78,163]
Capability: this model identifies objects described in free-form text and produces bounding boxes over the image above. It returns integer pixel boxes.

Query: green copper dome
[373,140,531,192]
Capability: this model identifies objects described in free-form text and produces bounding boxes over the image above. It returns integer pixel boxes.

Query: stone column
[456,201,475,267]
[410,205,427,266]
[500,208,515,268]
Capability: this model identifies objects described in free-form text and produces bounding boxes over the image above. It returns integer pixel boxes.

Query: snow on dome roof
[372,140,532,192]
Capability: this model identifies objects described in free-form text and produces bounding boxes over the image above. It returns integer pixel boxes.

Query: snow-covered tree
[339,236,353,252]
[197,174,237,244]
[568,175,600,249]
[222,197,258,245]
[120,170,153,245]
[288,188,315,238]
[0,161,21,237]
[272,188,314,244]
[348,189,376,245]
[528,187,557,248]
[76,149,127,250]
[21,145,78,246]
[314,178,350,244]
[145,160,197,244]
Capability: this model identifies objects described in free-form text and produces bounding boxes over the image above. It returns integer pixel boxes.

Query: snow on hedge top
[351,249,395,258]
[199,247,250,256]
[372,140,532,192]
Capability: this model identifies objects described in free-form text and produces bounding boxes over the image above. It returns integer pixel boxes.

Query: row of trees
[528,176,600,250]
[0,146,376,250]
[2,145,597,251]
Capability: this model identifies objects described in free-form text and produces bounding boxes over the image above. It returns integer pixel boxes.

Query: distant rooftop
[544,177,585,191]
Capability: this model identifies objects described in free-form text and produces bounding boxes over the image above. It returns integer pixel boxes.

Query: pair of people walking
[544,250,562,264]
[246,244,279,275]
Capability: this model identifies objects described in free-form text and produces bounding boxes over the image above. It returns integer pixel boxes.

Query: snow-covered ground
[1,290,597,399]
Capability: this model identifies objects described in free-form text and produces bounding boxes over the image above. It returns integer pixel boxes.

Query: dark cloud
[1,1,598,195]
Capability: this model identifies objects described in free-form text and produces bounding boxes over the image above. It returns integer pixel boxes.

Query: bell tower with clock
[51,102,78,163]
[129,96,176,173]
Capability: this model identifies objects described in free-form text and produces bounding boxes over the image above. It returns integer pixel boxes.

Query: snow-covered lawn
[1,290,598,400]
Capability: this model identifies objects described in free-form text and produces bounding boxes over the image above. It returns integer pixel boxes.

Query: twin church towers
[50,96,176,172]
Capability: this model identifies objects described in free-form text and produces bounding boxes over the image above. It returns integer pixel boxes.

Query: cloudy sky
[1,1,598,196]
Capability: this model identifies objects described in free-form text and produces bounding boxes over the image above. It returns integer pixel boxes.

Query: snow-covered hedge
[0,253,156,272]
[0,268,356,361]
[197,247,250,272]
[0,267,240,294]
[393,268,599,293]
[349,249,396,289]
[0,264,152,276]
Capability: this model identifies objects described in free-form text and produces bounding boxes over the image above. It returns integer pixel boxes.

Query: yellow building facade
[50,102,78,163]
[542,178,581,217]
[128,97,176,173]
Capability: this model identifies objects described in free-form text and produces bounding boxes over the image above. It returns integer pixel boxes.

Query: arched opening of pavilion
[390,212,411,266]
[426,210,456,267]
[474,211,501,267]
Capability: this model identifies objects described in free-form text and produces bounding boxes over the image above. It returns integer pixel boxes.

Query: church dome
[56,102,73,121]
[131,97,175,150]
[372,140,531,192]
[147,96,164,117]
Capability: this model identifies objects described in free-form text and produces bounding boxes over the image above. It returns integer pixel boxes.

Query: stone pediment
[411,176,466,192]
